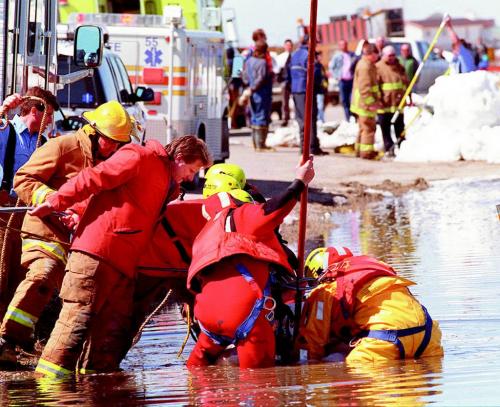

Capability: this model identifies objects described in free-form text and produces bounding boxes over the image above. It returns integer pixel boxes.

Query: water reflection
[1,178,500,404]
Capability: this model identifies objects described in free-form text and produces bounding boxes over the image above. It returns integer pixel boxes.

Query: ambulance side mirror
[134,86,155,102]
[74,25,103,68]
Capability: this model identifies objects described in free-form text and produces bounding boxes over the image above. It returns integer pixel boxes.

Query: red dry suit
[187,181,303,369]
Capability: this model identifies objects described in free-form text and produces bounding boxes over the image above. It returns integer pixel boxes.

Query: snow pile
[397,71,500,163]
[266,122,300,147]
[318,121,358,148]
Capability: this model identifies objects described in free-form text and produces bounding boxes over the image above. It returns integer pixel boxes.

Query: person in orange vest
[0,100,136,365]
[350,43,383,159]
[29,135,211,377]
[186,158,315,369]
[376,45,409,156]
[296,247,443,363]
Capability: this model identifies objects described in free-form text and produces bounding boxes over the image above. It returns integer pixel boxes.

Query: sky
[223,0,500,46]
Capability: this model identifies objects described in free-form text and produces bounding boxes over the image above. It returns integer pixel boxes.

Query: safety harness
[198,263,276,347]
[354,305,433,359]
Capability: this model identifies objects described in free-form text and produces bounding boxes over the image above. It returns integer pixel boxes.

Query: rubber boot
[256,127,272,151]
[251,128,258,151]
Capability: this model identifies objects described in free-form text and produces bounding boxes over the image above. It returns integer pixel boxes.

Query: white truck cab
[55,47,154,139]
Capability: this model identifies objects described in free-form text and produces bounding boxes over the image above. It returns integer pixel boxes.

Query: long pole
[391,13,448,124]
[296,0,318,279]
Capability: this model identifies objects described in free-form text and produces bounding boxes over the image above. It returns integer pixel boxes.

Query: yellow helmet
[304,246,354,279]
[202,173,240,198]
[82,100,136,143]
[228,189,254,203]
[205,163,246,188]
[304,247,327,279]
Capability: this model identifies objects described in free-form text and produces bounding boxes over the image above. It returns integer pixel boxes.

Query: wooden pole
[296,0,318,278]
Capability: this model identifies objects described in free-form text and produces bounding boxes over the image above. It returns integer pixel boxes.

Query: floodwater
[1,177,499,405]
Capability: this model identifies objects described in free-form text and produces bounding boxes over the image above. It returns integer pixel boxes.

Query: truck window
[98,56,120,102]
[56,55,104,109]
[107,54,134,105]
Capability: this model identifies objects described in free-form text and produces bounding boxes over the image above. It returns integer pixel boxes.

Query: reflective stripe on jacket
[350,57,380,118]
[375,59,408,114]
[13,128,94,264]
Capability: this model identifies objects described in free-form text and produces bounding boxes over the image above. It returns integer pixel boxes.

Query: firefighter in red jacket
[296,247,443,363]
[186,158,315,369]
[29,135,211,377]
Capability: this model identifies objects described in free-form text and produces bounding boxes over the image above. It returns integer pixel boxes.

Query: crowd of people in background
[227,15,490,160]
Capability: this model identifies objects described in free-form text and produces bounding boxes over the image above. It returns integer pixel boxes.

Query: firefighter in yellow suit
[296,247,443,363]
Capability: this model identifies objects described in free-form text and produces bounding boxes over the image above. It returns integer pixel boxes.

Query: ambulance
[68,7,230,163]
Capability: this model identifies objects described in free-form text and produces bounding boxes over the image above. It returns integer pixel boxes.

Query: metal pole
[296,0,318,279]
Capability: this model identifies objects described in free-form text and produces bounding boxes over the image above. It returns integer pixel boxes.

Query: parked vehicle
[355,37,449,93]
[55,47,154,138]
[68,8,230,163]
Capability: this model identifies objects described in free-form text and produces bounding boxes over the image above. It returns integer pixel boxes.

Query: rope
[0,96,50,302]
[177,302,192,359]
[131,289,173,348]
[0,216,71,247]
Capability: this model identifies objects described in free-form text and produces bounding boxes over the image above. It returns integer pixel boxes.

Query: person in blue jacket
[289,35,328,155]
[242,40,274,151]
[0,87,59,198]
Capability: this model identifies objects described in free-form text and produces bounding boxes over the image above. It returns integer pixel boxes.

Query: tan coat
[13,128,95,264]
[350,56,381,118]
[375,59,408,113]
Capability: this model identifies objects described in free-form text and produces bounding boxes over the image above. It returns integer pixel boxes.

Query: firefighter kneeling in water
[186,158,314,369]
[296,247,443,363]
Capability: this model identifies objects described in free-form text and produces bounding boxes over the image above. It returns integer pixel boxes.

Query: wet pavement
[1,177,499,405]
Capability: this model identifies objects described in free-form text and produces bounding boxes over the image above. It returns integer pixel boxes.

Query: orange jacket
[46,139,178,278]
[375,59,408,112]
[13,128,96,264]
[187,182,303,292]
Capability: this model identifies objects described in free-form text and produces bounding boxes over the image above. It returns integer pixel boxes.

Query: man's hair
[253,40,268,58]
[165,135,212,166]
[252,29,266,42]
[284,39,293,44]
[19,86,59,116]
[362,43,378,55]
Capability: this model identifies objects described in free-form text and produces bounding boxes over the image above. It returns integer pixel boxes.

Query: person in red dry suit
[29,135,211,377]
[186,157,315,369]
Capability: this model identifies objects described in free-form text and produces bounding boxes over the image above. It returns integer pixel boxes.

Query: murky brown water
[1,177,499,405]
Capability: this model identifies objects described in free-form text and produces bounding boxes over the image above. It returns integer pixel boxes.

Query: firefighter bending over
[296,247,443,363]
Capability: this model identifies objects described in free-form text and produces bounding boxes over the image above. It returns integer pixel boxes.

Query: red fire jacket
[46,140,178,278]
[187,180,304,292]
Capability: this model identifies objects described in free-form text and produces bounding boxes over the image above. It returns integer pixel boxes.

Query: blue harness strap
[199,263,272,347]
[357,306,433,359]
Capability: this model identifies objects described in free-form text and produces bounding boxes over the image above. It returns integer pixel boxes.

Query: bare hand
[296,156,315,185]
[0,94,22,116]
[28,201,54,218]
[59,211,80,231]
